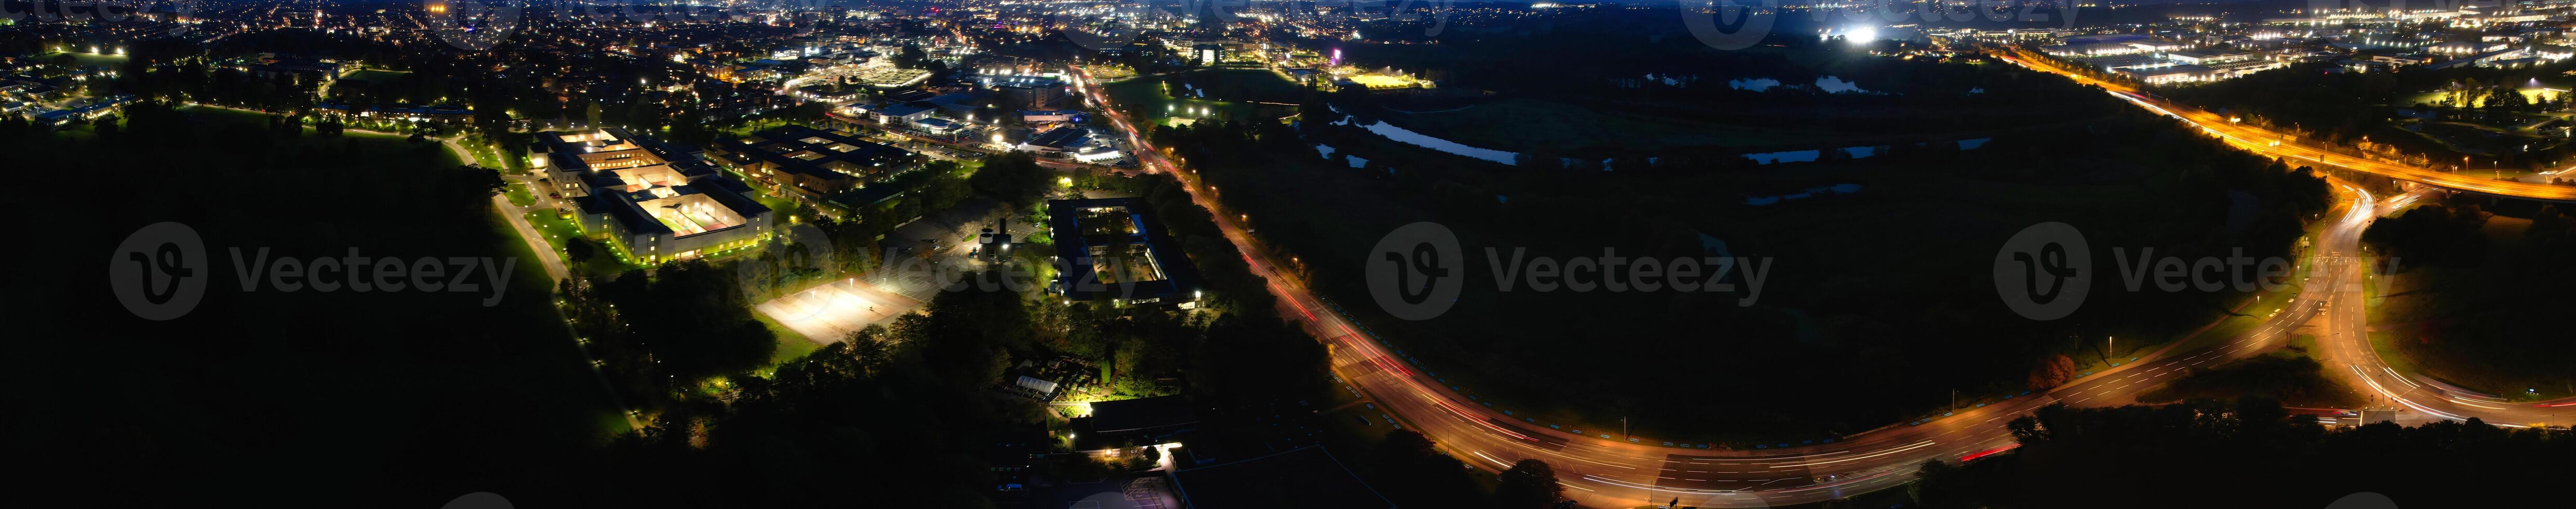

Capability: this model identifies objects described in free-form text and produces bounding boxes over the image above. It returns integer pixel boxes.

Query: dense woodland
[10,101,581,504]
[1916,399,2576,508]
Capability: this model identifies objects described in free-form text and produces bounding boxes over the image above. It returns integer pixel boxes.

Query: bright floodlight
[1845,26,1878,45]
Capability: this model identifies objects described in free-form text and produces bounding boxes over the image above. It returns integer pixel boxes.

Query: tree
[565,236,599,266]
[2362,203,2489,268]
[1916,399,2576,508]
[915,269,1035,387]
[841,324,895,374]
[587,261,778,387]
[968,152,1053,208]
[90,114,119,138]
[785,100,830,125]
[2027,354,2077,390]
[2528,205,2576,250]
[1492,459,1564,508]
[1364,430,1484,507]
[896,43,928,69]
[919,161,973,211]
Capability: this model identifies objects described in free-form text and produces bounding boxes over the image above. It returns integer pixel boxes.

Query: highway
[2002,49,2575,426]
[2309,187,2576,428]
[1998,52,2576,202]
[1062,64,2567,506]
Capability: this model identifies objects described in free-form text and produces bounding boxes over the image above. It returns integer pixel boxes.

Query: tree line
[1915,399,2576,508]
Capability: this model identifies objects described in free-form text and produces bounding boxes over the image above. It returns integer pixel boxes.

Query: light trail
[1058,61,2571,507]
[1958,443,2021,462]
[2001,55,2576,201]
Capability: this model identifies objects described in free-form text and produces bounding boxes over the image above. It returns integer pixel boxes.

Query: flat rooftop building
[1016,126,1089,154]
[533,128,774,264]
[707,125,916,199]
[985,74,1067,110]
[1048,197,1205,307]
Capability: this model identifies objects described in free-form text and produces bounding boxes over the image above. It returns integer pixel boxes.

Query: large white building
[534,128,775,265]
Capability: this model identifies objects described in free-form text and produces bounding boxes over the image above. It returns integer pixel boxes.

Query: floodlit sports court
[755,277,924,343]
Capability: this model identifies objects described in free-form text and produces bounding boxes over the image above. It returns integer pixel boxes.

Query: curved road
[2001,51,2576,427]
[2311,189,2576,428]
[1064,64,2569,507]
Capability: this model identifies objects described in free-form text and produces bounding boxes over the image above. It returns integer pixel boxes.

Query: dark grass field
[14,104,625,504]
[2370,216,2576,400]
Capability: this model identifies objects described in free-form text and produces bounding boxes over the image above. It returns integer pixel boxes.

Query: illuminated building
[533,128,774,264]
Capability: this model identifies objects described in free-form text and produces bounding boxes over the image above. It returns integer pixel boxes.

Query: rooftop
[538,128,769,239]
[1025,127,1089,150]
[715,125,915,188]
[1048,197,1204,303]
